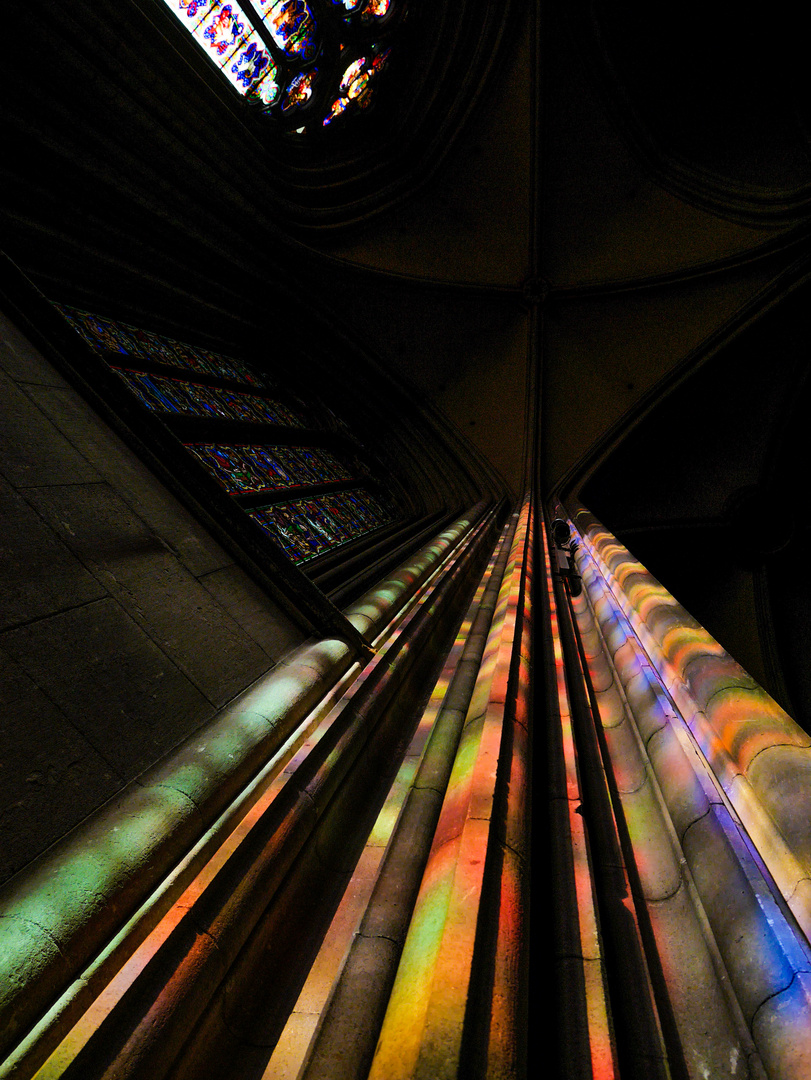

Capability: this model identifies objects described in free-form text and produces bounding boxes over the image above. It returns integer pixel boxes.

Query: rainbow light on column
[574,507,811,945]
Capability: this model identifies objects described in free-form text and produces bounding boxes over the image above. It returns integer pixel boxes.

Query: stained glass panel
[56,302,399,570]
[282,69,318,112]
[112,370,303,425]
[249,488,391,561]
[323,48,391,126]
[256,0,318,61]
[159,0,398,129]
[192,3,247,60]
[186,444,352,493]
[362,0,391,19]
[162,2,281,104]
[58,307,271,390]
[223,30,280,104]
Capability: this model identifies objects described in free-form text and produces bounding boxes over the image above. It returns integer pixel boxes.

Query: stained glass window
[322,47,390,126]
[57,305,398,568]
[250,488,392,562]
[185,443,352,493]
[60,306,270,388]
[157,0,401,132]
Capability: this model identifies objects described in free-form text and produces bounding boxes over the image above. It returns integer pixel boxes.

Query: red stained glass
[282,69,318,112]
[160,0,397,129]
[58,302,398,569]
[361,0,391,19]
[249,488,391,561]
[323,48,391,126]
[256,0,318,61]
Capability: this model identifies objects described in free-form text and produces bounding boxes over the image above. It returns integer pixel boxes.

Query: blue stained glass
[294,447,351,482]
[162,2,281,104]
[161,0,400,130]
[113,370,193,413]
[224,30,281,103]
[57,304,397,565]
[57,307,136,354]
[256,0,318,61]
[112,370,300,424]
[323,48,391,126]
[281,69,318,113]
[185,444,351,493]
[251,501,333,561]
[59,307,271,389]
[249,487,390,561]
[192,4,248,63]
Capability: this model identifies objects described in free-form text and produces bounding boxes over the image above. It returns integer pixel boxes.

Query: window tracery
[159,0,400,131]
[58,306,397,564]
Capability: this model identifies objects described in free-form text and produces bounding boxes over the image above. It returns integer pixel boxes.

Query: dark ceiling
[5,0,811,725]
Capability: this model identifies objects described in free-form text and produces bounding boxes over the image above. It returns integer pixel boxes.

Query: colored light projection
[370,502,531,1080]
[58,306,270,389]
[323,48,391,125]
[186,443,351,493]
[250,488,391,561]
[567,515,811,1073]
[573,507,811,943]
[161,1,281,106]
[539,519,618,1077]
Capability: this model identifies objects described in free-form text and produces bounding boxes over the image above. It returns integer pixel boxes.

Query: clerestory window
[57,306,398,565]
[159,0,400,133]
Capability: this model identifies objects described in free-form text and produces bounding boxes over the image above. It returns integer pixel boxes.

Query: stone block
[682,808,795,1024]
[747,743,811,869]
[26,383,231,578]
[1,599,211,779]
[0,371,99,489]
[0,476,107,631]
[0,312,69,387]
[646,723,709,840]
[0,647,121,885]
[618,778,681,901]
[751,970,811,1079]
[645,880,752,1079]
[197,565,304,663]
[24,482,272,707]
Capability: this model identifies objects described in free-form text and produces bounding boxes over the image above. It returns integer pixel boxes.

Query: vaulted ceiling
[5,1,811,724]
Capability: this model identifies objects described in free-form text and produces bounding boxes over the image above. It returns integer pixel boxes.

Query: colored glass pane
[160,0,399,129]
[361,0,391,19]
[282,69,318,112]
[123,327,180,365]
[224,31,280,104]
[249,487,390,562]
[59,306,274,391]
[112,370,302,425]
[256,0,318,61]
[112,370,194,414]
[55,308,134,354]
[162,1,280,104]
[186,444,352,493]
[190,3,248,64]
[250,501,333,561]
[323,49,391,125]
